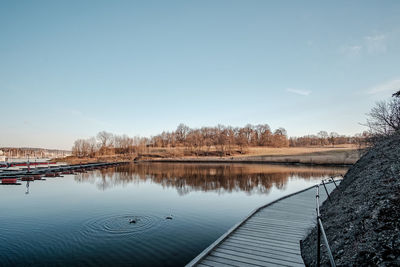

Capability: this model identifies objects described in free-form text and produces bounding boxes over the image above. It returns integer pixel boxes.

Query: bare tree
[72,139,84,157]
[328,132,339,147]
[272,128,289,147]
[87,137,98,157]
[97,131,114,148]
[317,131,329,146]
[175,123,190,145]
[236,128,248,153]
[366,92,400,135]
[226,126,236,155]
[72,139,91,157]
[201,127,215,155]
[216,125,227,157]
[256,124,272,146]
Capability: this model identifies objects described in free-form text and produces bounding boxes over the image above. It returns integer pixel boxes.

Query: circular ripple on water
[81,214,166,238]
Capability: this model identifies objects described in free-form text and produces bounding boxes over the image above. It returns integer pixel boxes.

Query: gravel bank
[301,134,400,266]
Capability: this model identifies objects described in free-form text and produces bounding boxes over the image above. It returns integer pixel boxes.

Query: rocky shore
[301,134,400,266]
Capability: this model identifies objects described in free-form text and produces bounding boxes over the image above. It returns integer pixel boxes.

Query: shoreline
[135,158,354,167]
[56,147,361,167]
[54,156,356,167]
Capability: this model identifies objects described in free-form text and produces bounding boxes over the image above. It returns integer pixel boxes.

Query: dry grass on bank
[142,145,362,165]
[238,145,362,165]
[55,145,363,166]
[52,154,136,164]
[143,144,359,157]
[243,144,357,157]
[242,149,360,165]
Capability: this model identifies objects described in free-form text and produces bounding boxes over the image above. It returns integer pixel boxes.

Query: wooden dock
[186,181,338,267]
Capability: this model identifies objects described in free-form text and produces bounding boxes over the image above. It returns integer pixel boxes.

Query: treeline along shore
[64,123,367,166]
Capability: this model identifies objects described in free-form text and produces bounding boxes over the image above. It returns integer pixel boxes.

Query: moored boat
[21,176,34,181]
[2,178,18,184]
[33,175,42,180]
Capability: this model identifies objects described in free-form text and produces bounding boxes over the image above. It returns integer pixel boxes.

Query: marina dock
[0,162,129,184]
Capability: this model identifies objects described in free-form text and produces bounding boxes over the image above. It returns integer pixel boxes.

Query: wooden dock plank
[241,222,310,232]
[243,220,311,230]
[186,181,339,267]
[248,217,314,227]
[210,251,290,266]
[206,255,262,267]
[229,237,300,252]
[224,239,301,254]
[214,248,304,266]
[228,236,301,253]
[200,259,234,267]
[237,227,306,239]
[218,244,304,264]
[233,229,304,243]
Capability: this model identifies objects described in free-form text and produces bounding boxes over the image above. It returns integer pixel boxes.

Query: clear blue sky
[1,0,400,150]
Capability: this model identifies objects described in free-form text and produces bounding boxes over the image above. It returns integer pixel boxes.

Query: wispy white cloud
[367,78,400,95]
[340,33,389,57]
[286,88,311,96]
[365,34,387,53]
[340,45,362,56]
[65,109,83,116]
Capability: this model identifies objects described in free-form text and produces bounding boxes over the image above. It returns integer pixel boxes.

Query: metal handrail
[315,182,337,267]
[330,176,339,190]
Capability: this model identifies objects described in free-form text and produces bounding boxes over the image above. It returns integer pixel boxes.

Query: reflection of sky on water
[0,163,347,266]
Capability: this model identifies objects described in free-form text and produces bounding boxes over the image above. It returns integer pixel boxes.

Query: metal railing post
[331,177,339,190]
[318,218,336,267]
[317,218,321,267]
[315,180,338,267]
[316,185,321,266]
[321,180,331,202]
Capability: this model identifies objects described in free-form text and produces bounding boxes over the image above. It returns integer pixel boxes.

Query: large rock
[301,134,400,266]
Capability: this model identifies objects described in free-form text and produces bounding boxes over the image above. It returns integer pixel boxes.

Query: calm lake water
[0,163,347,266]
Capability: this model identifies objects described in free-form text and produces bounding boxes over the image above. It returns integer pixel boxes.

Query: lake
[0,163,347,266]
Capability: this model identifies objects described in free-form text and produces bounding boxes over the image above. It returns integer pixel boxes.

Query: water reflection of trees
[74,163,347,195]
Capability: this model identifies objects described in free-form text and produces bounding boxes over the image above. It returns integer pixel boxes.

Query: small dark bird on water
[129,219,137,224]
[166,215,173,220]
